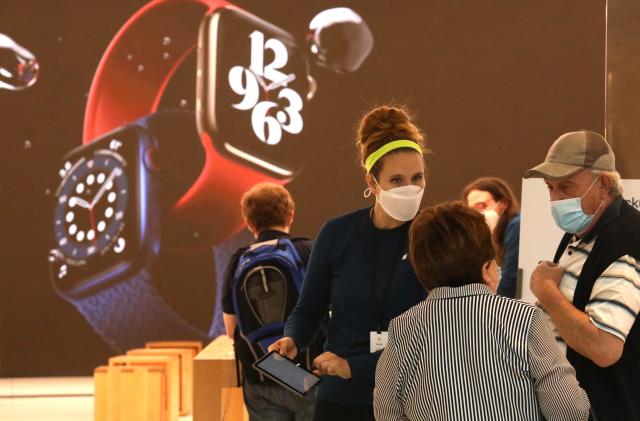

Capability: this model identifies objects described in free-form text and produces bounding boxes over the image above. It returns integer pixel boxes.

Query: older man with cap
[523,130,640,421]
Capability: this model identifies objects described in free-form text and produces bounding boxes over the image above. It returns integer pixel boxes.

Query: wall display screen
[0,0,604,375]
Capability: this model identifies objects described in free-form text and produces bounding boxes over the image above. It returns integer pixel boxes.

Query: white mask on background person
[482,209,500,231]
[365,177,424,222]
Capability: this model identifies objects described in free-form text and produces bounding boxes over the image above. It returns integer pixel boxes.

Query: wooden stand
[193,336,248,421]
[94,366,108,421]
[146,341,202,360]
[128,348,194,415]
[94,364,167,421]
[109,355,179,421]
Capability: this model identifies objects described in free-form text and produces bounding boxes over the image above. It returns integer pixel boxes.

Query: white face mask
[482,209,500,232]
[365,178,425,222]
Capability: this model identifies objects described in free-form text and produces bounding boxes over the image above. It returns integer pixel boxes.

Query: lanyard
[370,222,406,333]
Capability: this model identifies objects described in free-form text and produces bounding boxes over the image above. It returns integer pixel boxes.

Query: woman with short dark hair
[374,201,591,421]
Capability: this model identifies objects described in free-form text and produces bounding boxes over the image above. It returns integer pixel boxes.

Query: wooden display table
[128,348,194,415]
[193,336,248,421]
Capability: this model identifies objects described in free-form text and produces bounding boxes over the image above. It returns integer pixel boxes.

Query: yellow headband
[365,140,423,173]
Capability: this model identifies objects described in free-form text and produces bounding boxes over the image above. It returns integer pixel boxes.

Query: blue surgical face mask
[550,176,603,234]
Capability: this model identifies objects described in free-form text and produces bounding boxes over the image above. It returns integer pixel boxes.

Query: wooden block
[145,341,202,359]
[109,355,179,421]
[93,366,108,421]
[102,365,167,421]
[193,336,247,421]
[128,348,194,415]
[146,367,168,421]
[106,365,123,421]
[118,366,147,421]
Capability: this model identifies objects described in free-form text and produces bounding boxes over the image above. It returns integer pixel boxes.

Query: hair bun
[357,106,411,147]
[356,104,426,170]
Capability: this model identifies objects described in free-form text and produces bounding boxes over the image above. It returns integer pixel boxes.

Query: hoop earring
[363,187,373,198]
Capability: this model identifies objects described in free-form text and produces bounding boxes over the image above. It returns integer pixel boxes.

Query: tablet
[252,350,322,396]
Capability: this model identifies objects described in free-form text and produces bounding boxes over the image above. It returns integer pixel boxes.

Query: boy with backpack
[221,182,323,420]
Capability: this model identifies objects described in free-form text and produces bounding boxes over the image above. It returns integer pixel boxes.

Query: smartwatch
[48,110,251,352]
[196,6,314,180]
[83,0,317,246]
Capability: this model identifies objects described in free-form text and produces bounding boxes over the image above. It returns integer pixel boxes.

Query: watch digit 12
[197,6,313,179]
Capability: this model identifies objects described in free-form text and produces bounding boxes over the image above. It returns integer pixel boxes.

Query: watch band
[74,267,210,351]
[69,228,252,352]
[83,0,284,247]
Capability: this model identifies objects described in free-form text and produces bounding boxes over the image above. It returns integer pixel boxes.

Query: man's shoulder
[227,245,250,274]
[619,199,640,232]
[600,200,640,256]
[288,236,312,253]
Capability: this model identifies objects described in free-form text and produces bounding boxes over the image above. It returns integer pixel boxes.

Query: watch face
[198,7,311,178]
[49,126,152,295]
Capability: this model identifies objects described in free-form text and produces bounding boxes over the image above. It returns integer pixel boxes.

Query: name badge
[370,331,388,353]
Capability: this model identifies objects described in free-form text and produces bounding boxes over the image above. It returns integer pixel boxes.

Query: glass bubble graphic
[0,33,39,91]
[307,8,374,74]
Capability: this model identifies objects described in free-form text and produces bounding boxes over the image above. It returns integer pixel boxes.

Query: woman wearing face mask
[269,105,428,420]
[462,177,520,298]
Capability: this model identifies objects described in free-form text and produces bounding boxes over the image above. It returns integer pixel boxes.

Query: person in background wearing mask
[269,105,428,421]
[524,130,640,420]
[462,177,521,298]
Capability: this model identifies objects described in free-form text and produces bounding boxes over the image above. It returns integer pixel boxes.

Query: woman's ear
[366,173,375,189]
[482,260,498,292]
[481,261,491,282]
[365,173,378,196]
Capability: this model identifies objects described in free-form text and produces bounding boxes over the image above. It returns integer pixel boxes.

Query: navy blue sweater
[284,207,426,405]
[498,213,520,298]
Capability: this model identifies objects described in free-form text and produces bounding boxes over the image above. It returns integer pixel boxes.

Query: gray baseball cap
[523,130,615,179]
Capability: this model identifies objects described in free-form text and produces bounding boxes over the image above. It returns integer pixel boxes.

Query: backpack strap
[233,340,242,387]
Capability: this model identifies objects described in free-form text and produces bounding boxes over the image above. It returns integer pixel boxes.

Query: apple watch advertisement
[1,1,603,375]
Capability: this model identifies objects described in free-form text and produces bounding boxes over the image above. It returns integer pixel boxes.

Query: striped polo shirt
[540,234,640,353]
[374,283,590,420]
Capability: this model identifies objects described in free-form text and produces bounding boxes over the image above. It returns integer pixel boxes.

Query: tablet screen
[253,351,322,395]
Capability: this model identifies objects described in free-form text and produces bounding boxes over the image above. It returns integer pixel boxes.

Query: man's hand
[313,351,351,379]
[268,337,298,359]
[530,260,565,300]
[530,260,624,367]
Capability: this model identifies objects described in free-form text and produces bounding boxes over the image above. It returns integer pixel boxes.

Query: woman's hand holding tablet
[252,350,322,396]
